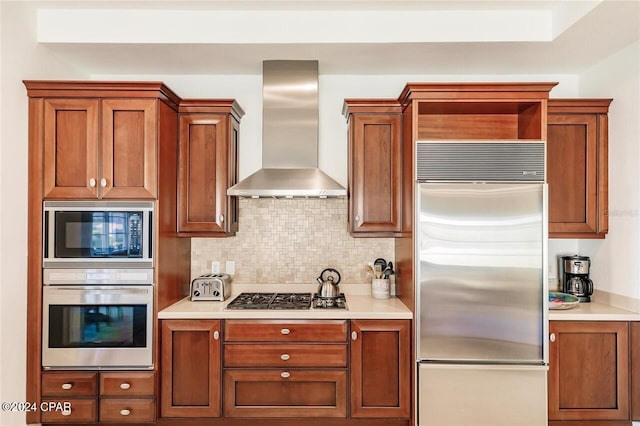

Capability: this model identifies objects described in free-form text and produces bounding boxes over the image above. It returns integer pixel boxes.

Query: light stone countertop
[158,283,413,320]
[548,301,640,321]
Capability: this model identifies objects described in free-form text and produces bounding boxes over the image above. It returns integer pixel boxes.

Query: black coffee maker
[560,255,594,302]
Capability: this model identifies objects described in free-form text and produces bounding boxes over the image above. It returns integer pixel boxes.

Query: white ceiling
[34,0,640,76]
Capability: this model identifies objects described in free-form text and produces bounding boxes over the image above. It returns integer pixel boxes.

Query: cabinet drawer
[225,344,347,368]
[100,372,155,396]
[40,398,96,423]
[42,372,97,397]
[224,320,347,342]
[224,369,347,418]
[99,398,155,422]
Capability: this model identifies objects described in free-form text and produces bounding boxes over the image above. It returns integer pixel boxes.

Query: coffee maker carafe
[560,255,594,302]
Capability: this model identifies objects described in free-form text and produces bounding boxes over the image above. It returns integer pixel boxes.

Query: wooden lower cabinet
[350,319,411,418]
[548,321,630,422]
[632,322,640,421]
[223,369,348,418]
[41,370,155,424]
[161,319,221,418]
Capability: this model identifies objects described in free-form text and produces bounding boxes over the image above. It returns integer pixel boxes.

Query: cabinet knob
[280,371,291,379]
[351,331,358,341]
[61,383,73,390]
[119,383,131,390]
[120,409,131,416]
[354,215,360,223]
[219,215,225,223]
[61,409,72,416]
[280,328,291,335]
[549,333,556,343]
[213,330,220,340]
[89,178,96,188]
[280,354,290,361]
[100,178,107,188]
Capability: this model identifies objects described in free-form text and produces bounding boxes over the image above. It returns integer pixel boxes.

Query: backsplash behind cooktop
[191,198,394,284]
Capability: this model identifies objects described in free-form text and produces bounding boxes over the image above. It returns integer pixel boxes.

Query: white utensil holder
[372,278,390,299]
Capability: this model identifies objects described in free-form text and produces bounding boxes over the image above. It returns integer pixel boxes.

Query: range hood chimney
[227,60,347,198]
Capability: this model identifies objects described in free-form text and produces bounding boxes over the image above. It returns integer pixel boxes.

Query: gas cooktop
[226,292,347,310]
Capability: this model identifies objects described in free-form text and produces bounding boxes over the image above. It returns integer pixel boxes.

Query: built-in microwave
[43,201,153,268]
[42,269,154,370]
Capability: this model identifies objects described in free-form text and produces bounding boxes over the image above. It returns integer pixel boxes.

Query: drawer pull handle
[61,409,72,417]
[351,331,358,341]
[61,383,73,390]
[280,354,290,361]
[120,383,131,390]
[100,178,107,188]
[213,330,220,340]
[120,409,131,416]
[280,371,291,379]
[89,178,96,188]
[280,328,291,335]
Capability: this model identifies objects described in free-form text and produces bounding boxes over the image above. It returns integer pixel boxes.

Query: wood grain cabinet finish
[632,322,640,421]
[40,97,158,199]
[161,319,221,418]
[99,398,155,423]
[99,371,155,396]
[350,319,411,419]
[40,398,96,423]
[177,100,244,236]
[548,321,630,422]
[547,99,612,238]
[223,319,348,418]
[42,372,97,396]
[343,101,403,237]
[25,81,183,201]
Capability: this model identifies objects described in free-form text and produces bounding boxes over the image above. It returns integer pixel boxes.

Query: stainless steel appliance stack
[415,141,548,426]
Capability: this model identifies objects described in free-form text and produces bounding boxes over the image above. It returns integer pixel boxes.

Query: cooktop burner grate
[226,292,312,310]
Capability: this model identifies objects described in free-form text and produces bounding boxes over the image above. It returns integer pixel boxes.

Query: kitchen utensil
[316,268,342,298]
[383,261,395,278]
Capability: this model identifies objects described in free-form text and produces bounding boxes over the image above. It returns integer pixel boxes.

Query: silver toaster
[190,274,232,301]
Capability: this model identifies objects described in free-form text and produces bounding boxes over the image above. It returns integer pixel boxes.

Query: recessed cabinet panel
[161,320,221,418]
[101,99,157,199]
[43,98,100,199]
[548,321,629,421]
[348,113,402,236]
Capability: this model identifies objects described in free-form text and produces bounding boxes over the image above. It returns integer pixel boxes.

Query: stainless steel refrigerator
[415,142,548,426]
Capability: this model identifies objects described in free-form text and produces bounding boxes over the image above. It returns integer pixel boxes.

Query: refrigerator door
[416,183,547,363]
[418,363,548,426]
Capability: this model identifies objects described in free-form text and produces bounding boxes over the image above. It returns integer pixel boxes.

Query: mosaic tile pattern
[191,198,395,285]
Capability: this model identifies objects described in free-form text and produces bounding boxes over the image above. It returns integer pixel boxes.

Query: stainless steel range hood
[227,60,347,198]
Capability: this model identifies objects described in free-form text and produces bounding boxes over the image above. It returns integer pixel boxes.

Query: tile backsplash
[191,198,395,285]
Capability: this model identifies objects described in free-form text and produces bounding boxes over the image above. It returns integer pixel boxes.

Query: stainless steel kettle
[316,268,341,298]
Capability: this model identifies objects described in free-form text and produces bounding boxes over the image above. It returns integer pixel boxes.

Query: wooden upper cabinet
[177,100,243,237]
[548,321,629,422]
[42,98,100,199]
[350,319,411,419]
[343,101,403,237]
[547,99,612,238]
[25,81,182,200]
[101,99,157,199]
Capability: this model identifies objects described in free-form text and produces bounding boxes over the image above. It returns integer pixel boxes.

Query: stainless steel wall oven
[42,269,154,370]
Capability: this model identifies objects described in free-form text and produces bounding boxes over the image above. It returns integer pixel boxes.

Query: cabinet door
[548,321,629,421]
[161,320,221,418]
[101,99,157,199]
[350,319,411,418]
[43,98,100,199]
[349,114,402,236]
[178,114,232,234]
[547,113,607,237]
